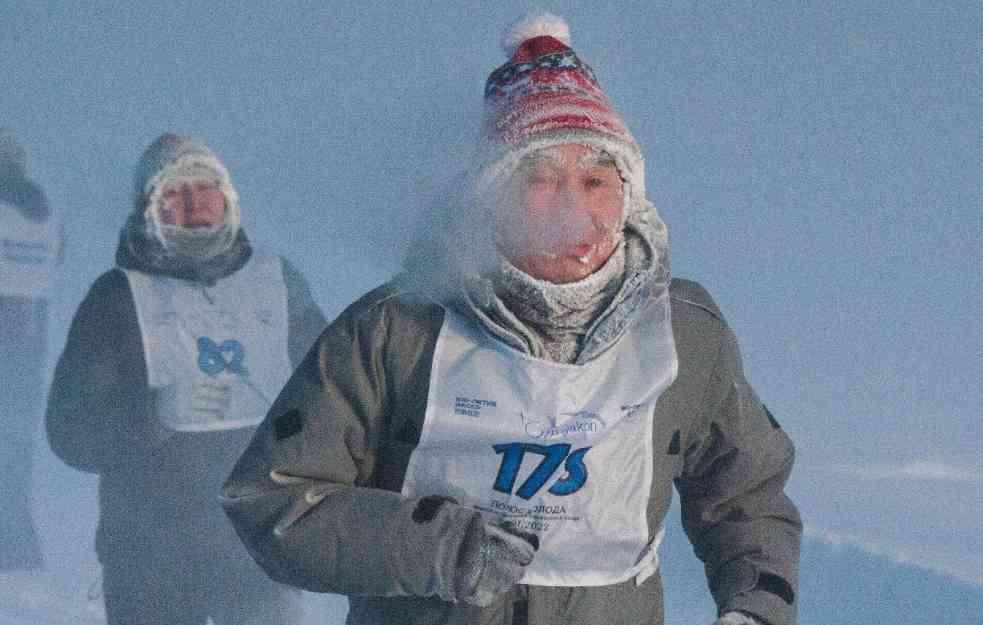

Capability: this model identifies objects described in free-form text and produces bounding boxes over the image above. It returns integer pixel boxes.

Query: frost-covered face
[497,143,624,284]
[158,178,226,227]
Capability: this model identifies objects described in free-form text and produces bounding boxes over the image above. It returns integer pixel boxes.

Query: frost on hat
[476,13,647,209]
[483,13,635,148]
[133,133,233,199]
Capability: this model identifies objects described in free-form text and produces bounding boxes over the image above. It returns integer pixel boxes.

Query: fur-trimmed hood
[118,133,249,284]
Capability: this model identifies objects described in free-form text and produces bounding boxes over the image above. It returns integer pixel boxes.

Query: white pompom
[501,12,571,57]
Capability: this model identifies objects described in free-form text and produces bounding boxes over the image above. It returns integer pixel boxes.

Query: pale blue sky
[3,1,981,622]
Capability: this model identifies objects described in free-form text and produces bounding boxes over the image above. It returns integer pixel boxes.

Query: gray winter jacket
[222,277,801,625]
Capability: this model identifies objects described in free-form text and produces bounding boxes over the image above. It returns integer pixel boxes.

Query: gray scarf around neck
[492,242,626,363]
[459,212,666,365]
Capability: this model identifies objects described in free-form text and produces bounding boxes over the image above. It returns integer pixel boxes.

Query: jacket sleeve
[675,322,802,625]
[44,269,169,473]
[222,291,482,599]
[280,256,327,368]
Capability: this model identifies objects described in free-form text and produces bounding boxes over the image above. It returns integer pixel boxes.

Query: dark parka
[45,254,325,568]
[222,277,802,625]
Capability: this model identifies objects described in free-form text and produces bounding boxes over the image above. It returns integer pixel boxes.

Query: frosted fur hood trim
[132,134,241,249]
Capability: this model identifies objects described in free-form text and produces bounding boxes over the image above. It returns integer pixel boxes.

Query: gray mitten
[454,520,538,607]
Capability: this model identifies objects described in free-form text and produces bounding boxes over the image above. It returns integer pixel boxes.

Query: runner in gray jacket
[224,13,801,625]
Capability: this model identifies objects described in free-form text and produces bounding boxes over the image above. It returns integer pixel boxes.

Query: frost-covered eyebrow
[577,150,617,171]
[516,148,618,173]
[517,151,562,172]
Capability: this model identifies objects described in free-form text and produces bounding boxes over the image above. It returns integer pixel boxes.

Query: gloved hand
[454,520,538,607]
[156,377,233,429]
[712,611,763,625]
[187,377,233,420]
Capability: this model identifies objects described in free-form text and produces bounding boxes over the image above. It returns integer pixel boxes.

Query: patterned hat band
[485,49,600,98]
[481,18,636,152]
[487,96,633,147]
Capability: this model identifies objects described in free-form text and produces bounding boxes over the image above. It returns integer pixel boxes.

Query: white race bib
[124,251,291,432]
[401,291,678,586]
[0,201,58,298]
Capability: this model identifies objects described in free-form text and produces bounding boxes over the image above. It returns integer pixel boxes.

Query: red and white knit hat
[476,13,647,210]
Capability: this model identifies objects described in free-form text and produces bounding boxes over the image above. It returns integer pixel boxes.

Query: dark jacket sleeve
[222,287,481,599]
[280,256,327,368]
[674,292,802,625]
[44,269,169,473]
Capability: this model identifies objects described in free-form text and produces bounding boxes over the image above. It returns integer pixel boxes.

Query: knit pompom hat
[475,12,647,219]
[403,14,670,300]
[133,133,240,235]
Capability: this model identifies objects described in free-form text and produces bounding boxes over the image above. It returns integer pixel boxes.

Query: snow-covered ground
[7,442,352,625]
[0,568,348,625]
[0,570,104,625]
